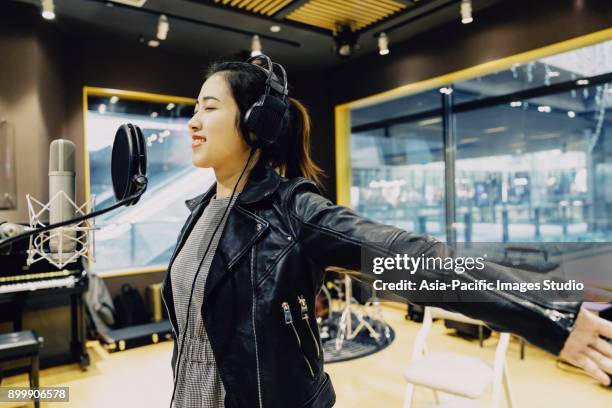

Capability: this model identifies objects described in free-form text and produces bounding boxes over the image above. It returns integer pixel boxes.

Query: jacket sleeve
[289,187,582,356]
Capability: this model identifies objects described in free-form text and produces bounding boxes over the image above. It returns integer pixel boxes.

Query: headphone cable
[169,148,256,407]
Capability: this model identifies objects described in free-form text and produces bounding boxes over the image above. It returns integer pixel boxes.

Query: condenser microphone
[48,139,77,262]
[0,124,148,252]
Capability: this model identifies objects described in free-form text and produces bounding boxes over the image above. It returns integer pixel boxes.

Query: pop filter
[112,124,147,205]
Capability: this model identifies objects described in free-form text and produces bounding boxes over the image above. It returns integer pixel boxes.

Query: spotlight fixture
[333,24,359,58]
[537,105,551,113]
[109,0,148,6]
[378,32,389,56]
[251,34,262,57]
[576,79,589,86]
[509,101,522,107]
[151,112,158,118]
[166,103,175,110]
[157,14,169,41]
[110,96,119,104]
[460,0,473,24]
[98,104,107,114]
[41,0,55,20]
[147,39,160,48]
[439,87,453,95]
[270,25,281,33]
[567,111,576,118]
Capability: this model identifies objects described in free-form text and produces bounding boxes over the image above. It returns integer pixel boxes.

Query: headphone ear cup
[243,96,264,147]
[244,94,288,146]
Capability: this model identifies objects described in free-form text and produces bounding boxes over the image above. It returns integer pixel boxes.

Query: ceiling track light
[333,24,359,59]
[537,105,551,113]
[461,0,473,24]
[157,14,169,41]
[251,34,262,57]
[41,0,55,20]
[378,32,389,56]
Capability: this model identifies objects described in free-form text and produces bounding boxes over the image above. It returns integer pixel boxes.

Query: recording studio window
[453,39,612,243]
[84,91,211,273]
[345,38,612,244]
[350,90,447,242]
[454,83,612,243]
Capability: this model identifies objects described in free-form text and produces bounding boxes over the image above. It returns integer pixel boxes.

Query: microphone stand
[0,179,147,250]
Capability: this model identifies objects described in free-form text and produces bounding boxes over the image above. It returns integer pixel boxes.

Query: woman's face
[188,73,250,169]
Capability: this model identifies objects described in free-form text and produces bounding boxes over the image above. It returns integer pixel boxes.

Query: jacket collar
[184,164,282,212]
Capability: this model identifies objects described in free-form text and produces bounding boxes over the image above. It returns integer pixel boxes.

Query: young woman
[161,55,612,408]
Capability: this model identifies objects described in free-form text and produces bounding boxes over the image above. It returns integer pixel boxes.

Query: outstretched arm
[290,187,611,386]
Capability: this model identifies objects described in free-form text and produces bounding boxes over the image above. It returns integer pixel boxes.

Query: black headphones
[242,54,289,148]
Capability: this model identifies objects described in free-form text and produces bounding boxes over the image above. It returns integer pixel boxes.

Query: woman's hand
[559,306,612,386]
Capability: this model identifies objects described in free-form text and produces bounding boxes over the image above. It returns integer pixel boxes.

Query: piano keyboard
[0,269,82,294]
[0,275,78,294]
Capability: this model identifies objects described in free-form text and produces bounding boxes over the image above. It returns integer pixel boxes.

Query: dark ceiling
[12,0,500,72]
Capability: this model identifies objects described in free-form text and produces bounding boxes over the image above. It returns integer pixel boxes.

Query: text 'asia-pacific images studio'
[0,1,611,407]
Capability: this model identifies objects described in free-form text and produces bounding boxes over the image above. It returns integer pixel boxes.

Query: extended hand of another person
[560,307,612,386]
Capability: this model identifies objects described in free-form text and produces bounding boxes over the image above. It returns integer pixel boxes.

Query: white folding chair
[403,307,514,408]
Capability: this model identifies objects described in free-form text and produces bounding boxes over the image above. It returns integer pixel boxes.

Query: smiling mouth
[192,135,206,148]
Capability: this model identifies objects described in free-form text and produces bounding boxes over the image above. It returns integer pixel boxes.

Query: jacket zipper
[459,273,576,328]
[428,240,579,319]
[251,246,264,408]
[298,295,320,358]
[282,302,315,378]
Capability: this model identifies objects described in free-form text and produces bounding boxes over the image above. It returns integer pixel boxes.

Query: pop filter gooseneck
[0,123,148,249]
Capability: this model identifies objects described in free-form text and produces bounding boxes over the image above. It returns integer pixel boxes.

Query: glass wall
[350,111,446,240]
[347,38,612,243]
[85,90,214,273]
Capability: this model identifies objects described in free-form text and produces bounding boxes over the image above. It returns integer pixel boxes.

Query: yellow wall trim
[84,87,196,105]
[98,265,167,279]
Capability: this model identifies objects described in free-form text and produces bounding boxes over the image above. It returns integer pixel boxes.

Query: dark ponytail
[279,97,323,186]
[206,61,324,188]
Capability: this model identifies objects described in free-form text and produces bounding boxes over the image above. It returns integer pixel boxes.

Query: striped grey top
[171,194,237,408]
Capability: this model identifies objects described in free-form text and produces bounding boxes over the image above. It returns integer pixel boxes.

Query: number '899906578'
[0,387,69,402]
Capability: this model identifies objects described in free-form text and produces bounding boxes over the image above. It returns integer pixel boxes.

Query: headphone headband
[246,54,288,97]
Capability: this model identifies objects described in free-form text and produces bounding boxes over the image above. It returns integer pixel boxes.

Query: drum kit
[316,268,392,354]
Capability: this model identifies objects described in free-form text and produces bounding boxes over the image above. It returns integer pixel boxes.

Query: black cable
[169,149,255,407]
[0,184,147,250]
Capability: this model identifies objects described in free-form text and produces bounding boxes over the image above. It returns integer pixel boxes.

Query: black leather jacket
[161,164,581,408]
